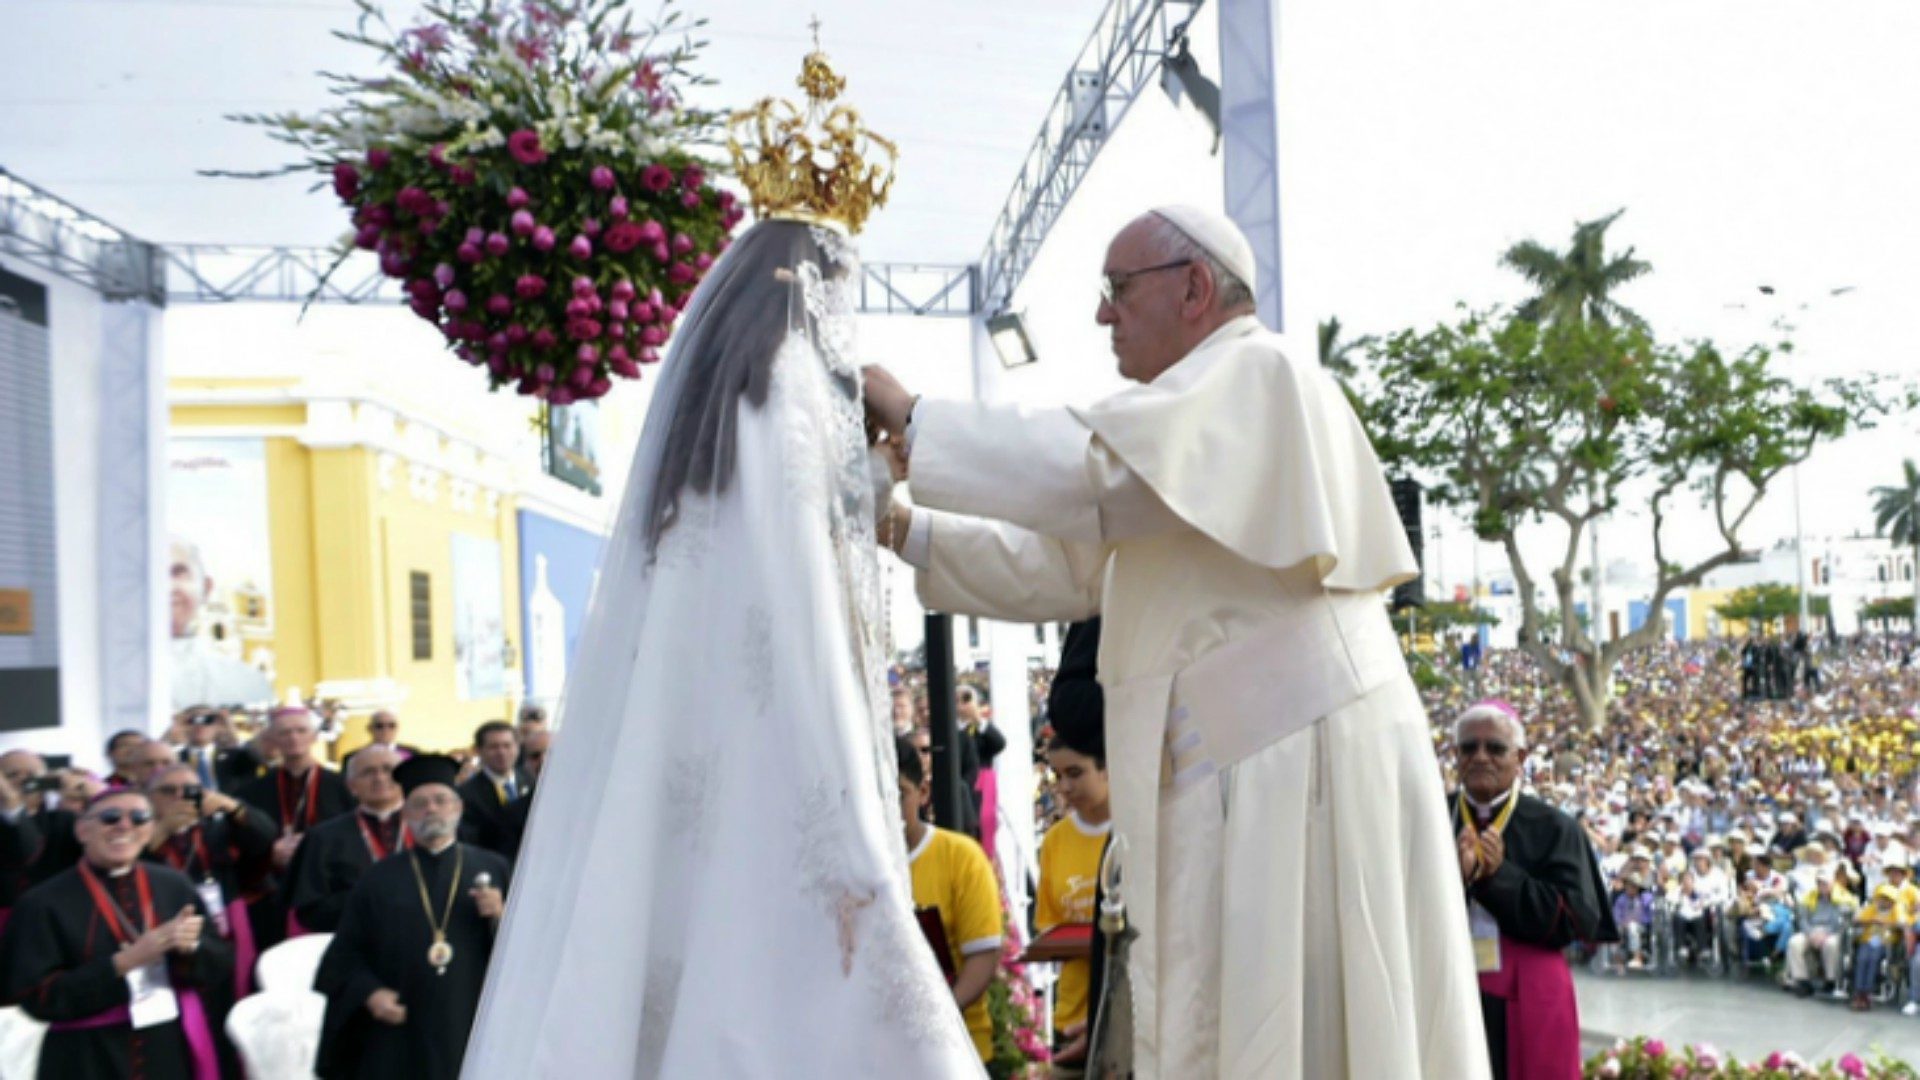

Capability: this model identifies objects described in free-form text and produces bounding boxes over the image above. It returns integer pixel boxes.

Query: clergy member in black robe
[0,752,84,929]
[285,745,410,934]
[0,790,232,1080]
[233,706,353,949]
[315,755,510,1080]
[1451,700,1615,1080]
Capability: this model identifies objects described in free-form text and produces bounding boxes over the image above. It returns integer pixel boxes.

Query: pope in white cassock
[864,206,1491,1078]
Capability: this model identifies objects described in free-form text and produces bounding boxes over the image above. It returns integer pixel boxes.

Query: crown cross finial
[809,14,822,51]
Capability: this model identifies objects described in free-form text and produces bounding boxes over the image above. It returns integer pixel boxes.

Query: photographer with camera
[0,750,83,927]
[145,763,275,1006]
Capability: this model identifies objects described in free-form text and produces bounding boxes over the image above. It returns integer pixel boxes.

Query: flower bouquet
[1584,1035,1919,1079]
[985,863,1051,1079]
[222,0,743,401]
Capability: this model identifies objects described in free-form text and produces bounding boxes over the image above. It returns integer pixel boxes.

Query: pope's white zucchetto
[1150,204,1257,291]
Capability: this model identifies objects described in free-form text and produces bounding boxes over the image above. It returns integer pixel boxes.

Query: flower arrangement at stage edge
[1583,1036,1919,1079]
[217,0,744,402]
[985,862,1050,1079]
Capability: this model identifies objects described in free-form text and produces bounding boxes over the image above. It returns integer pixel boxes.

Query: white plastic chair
[255,933,333,994]
[225,990,326,1080]
[0,1006,45,1080]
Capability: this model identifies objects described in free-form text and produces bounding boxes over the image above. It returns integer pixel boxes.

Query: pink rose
[486,232,510,256]
[671,232,693,255]
[590,165,616,191]
[507,186,531,210]
[572,348,598,374]
[428,144,448,168]
[432,263,456,289]
[506,324,529,345]
[588,376,612,398]
[366,147,391,171]
[331,162,360,202]
[486,294,512,318]
[511,210,537,237]
[397,187,435,216]
[637,220,666,245]
[681,189,702,209]
[602,222,645,254]
[508,129,547,166]
[639,346,662,364]
[514,274,546,299]
[640,326,666,347]
[1765,1052,1785,1070]
[1839,1053,1868,1078]
[531,329,558,352]
[353,225,380,250]
[487,332,509,354]
[610,279,636,302]
[668,261,696,285]
[680,164,705,190]
[568,235,593,259]
[443,289,469,314]
[534,363,555,386]
[717,189,736,211]
[608,300,629,322]
[532,226,556,252]
[449,165,475,187]
[571,276,596,297]
[379,249,410,277]
[609,195,630,220]
[488,356,508,378]
[640,164,673,192]
[651,241,670,263]
[611,354,641,379]
[694,252,713,270]
[582,217,602,238]
[548,386,575,405]
[456,242,482,264]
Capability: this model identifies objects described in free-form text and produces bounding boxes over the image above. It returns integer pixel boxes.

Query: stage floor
[1575,968,1920,1065]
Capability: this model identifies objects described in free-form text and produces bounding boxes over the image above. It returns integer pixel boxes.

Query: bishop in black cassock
[0,790,232,1080]
[315,755,510,1080]
[1451,701,1615,1080]
[285,744,410,933]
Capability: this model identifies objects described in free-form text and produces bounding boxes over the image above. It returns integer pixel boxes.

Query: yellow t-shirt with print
[1036,812,1110,1036]
[909,826,1005,1061]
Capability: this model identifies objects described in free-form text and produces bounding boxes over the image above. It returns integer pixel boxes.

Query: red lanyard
[278,767,320,832]
[355,814,412,860]
[164,828,214,880]
[77,862,156,946]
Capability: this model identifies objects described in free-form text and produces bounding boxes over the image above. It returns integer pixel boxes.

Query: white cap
[1149,205,1257,291]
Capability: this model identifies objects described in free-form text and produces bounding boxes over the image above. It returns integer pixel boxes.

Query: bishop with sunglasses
[1450,700,1616,1080]
[0,789,233,1080]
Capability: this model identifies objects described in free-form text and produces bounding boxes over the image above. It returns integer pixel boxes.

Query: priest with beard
[1451,700,1616,1080]
[314,754,509,1080]
[0,788,232,1079]
[285,744,409,934]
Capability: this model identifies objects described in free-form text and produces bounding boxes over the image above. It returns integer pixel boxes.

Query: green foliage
[1860,596,1917,626]
[1318,316,1366,379]
[1871,458,1920,550]
[1500,208,1651,329]
[1415,600,1499,630]
[1713,584,1829,628]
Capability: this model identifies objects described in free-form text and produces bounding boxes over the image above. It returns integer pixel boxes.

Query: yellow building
[170,377,531,750]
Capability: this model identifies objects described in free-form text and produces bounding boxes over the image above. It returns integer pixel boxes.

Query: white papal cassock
[899,315,1490,1078]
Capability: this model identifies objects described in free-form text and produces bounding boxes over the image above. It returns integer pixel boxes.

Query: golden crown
[727,35,897,235]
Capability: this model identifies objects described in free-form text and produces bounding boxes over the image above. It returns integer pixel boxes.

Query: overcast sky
[7,0,1918,596]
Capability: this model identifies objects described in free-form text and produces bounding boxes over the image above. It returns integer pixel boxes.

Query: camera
[23,776,60,795]
[190,712,220,727]
[184,785,205,809]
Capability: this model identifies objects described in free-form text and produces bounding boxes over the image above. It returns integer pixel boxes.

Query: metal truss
[0,168,167,305]
[163,243,977,317]
[977,0,1205,314]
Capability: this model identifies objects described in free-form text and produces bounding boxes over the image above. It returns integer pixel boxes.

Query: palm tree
[1317,316,1364,378]
[1871,457,1920,626]
[1500,208,1652,328]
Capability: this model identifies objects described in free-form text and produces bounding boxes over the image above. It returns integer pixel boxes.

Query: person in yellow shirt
[1850,884,1908,1010]
[897,735,1004,1061]
[1036,708,1111,1058]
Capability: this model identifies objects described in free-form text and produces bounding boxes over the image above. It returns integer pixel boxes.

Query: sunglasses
[1458,740,1512,759]
[89,808,154,827]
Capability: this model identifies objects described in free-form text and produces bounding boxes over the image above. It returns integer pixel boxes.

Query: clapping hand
[366,987,408,1026]
[1477,828,1506,878]
[1457,823,1481,884]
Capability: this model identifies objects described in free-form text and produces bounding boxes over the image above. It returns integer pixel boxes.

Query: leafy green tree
[1318,316,1366,379]
[1499,209,1651,329]
[1713,584,1829,633]
[1859,595,1916,628]
[1358,308,1881,729]
[1870,458,1920,628]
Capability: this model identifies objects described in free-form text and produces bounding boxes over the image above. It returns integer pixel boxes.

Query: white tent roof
[3,0,1108,264]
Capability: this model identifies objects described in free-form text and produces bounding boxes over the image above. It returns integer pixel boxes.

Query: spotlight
[1160,27,1221,151]
[986,310,1038,369]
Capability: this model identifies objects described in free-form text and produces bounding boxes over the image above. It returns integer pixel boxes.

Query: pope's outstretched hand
[862,364,914,439]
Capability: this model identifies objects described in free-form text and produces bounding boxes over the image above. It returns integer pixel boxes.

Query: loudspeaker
[1389,477,1424,610]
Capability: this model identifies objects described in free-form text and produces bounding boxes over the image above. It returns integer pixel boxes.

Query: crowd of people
[0,702,549,1078]
[1426,631,1920,1017]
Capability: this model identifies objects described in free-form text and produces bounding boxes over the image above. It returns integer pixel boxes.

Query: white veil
[463,220,980,1077]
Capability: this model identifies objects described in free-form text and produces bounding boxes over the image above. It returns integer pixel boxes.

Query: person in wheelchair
[1850,884,1908,1011]
[1785,870,1856,998]
[1737,880,1794,966]
[1610,872,1656,972]
[1676,848,1731,968]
